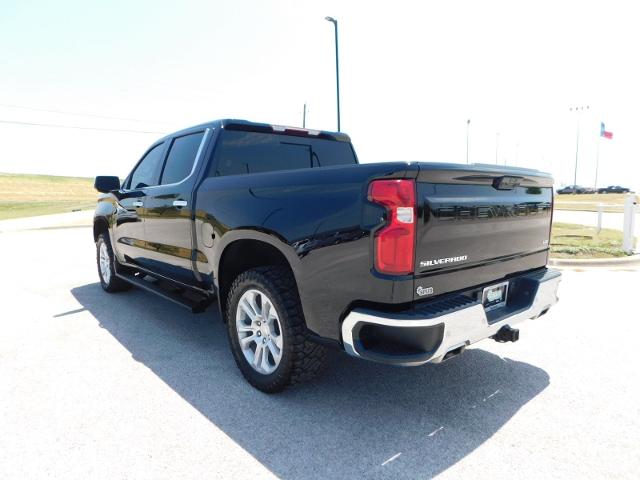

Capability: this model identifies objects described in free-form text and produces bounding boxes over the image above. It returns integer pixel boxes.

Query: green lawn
[550,222,628,258]
[0,173,97,220]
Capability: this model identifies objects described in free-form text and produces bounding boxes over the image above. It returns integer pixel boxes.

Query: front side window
[160,132,205,185]
[212,130,357,177]
[129,143,165,189]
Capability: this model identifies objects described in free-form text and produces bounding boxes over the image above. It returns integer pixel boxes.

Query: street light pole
[466,119,471,164]
[325,17,340,132]
[570,105,589,192]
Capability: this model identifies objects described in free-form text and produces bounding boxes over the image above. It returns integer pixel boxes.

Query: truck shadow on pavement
[71,283,550,480]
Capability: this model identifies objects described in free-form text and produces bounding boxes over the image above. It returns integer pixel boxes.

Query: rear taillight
[368,179,416,275]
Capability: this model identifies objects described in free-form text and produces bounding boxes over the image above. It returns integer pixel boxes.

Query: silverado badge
[420,255,468,268]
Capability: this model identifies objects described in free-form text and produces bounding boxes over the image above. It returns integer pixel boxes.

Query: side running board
[115,272,212,314]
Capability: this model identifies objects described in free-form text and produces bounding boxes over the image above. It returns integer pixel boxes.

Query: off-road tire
[226,266,326,393]
[96,233,132,293]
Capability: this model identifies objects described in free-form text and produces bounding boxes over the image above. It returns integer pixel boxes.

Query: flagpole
[594,134,600,190]
[466,119,471,164]
[570,106,589,193]
[573,116,580,191]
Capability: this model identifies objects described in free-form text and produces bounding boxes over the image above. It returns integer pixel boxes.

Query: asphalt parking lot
[1,227,639,479]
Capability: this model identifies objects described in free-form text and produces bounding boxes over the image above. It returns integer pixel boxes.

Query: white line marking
[381,453,402,466]
[427,426,444,437]
[483,389,501,402]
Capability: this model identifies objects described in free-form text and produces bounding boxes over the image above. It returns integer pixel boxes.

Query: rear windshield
[211,130,357,177]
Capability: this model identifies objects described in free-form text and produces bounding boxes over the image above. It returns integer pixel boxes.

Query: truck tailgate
[414,164,553,298]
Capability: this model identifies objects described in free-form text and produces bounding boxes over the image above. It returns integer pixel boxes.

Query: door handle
[173,200,188,207]
[132,201,143,207]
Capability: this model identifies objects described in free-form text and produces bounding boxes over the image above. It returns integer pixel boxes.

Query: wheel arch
[93,216,110,242]
[215,232,301,321]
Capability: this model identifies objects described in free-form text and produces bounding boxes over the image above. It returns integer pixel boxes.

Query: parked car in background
[557,185,588,194]
[597,185,632,194]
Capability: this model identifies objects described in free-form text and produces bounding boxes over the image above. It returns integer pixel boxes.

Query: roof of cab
[160,119,351,143]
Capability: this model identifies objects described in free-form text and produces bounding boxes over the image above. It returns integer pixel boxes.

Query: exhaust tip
[442,345,465,361]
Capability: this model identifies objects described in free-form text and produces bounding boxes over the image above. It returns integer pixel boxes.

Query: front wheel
[226,266,326,393]
[96,233,132,293]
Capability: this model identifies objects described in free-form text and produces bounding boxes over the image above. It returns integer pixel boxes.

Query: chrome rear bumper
[341,268,561,366]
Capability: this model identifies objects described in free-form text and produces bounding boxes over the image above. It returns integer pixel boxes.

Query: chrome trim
[341,273,561,366]
[124,128,212,192]
[149,127,211,189]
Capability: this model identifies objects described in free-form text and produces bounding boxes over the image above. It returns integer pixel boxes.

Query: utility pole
[570,105,589,192]
[466,119,471,164]
[302,103,307,128]
[325,17,341,132]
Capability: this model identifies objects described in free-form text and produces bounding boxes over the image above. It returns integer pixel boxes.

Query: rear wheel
[226,266,326,393]
[96,233,132,293]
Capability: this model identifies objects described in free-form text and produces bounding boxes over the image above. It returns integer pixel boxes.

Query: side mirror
[94,176,121,193]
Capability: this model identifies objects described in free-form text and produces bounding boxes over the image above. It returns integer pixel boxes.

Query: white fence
[553,194,638,254]
[622,196,637,254]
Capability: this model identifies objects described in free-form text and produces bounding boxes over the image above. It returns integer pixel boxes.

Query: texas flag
[600,122,613,139]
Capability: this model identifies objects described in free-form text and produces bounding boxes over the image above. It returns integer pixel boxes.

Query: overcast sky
[1,0,639,189]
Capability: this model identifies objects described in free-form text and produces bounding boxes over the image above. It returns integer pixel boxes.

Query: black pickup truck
[94,119,561,392]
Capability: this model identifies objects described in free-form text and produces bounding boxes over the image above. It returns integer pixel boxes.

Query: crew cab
[93,119,561,392]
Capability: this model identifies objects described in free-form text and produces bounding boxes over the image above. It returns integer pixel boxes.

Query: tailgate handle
[493,176,523,190]
[173,200,188,207]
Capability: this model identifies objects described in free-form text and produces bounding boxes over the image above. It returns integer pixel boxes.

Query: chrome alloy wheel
[235,289,283,375]
[99,241,112,284]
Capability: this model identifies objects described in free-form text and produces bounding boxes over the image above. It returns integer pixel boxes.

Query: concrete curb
[0,210,93,233]
[0,224,92,233]
[549,254,640,268]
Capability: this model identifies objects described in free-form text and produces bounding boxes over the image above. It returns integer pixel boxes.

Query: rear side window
[129,143,165,189]
[212,130,357,177]
[160,132,205,185]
